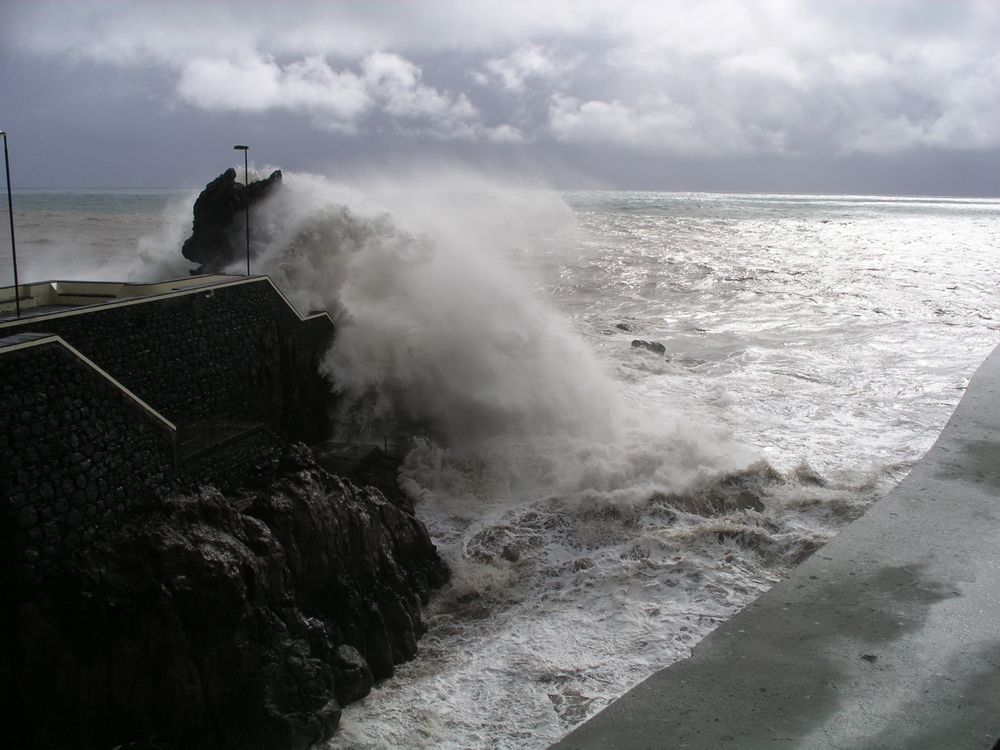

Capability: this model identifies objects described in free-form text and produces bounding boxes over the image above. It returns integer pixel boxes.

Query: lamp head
[234,145,248,150]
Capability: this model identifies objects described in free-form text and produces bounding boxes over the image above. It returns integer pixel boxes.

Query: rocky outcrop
[631,339,666,356]
[3,444,447,750]
[182,168,284,275]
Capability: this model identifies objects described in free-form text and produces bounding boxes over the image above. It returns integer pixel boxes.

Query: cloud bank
[4,0,999,160]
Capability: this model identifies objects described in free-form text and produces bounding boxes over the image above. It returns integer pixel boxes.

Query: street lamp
[234,145,250,276]
[0,131,19,319]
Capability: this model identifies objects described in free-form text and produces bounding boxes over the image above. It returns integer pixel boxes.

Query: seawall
[552,343,1000,749]
[0,276,335,599]
[0,275,450,750]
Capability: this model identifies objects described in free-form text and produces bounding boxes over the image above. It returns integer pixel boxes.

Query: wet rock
[182,168,283,275]
[631,339,667,356]
[332,645,374,707]
[5,445,447,750]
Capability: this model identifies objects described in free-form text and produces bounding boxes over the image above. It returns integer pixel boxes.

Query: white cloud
[3,0,603,64]
[362,52,478,130]
[548,94,790,155]
[549,96,697,149]
[539,2,1000,156]
[487,124,527,144]
[175,51,487,137]
[482,45,571,92]
[6,0,1000,154]
[177,55,370,123]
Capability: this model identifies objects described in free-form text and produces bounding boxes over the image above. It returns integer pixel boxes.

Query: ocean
[4,179,1000,749]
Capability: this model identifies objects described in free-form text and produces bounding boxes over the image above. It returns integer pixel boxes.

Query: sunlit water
[5,182,999,749]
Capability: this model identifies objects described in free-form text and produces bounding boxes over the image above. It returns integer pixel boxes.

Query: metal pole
[0,131,19,319]
[234,145,250,276]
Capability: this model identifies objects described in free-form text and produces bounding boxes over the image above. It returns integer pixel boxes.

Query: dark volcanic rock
[631,339,667,356]
[182,168,284,275]
[5,444,447,750]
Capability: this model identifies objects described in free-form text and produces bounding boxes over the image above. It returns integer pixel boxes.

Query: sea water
[0,188,197,282]
[4,179,1000,749]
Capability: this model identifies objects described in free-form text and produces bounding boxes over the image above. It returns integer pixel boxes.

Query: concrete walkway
[551,345,1000,750]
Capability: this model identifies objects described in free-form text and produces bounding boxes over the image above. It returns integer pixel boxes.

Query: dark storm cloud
[2,0,998,193]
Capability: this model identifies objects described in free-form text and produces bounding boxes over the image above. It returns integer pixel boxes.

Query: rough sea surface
[4,180,999,749]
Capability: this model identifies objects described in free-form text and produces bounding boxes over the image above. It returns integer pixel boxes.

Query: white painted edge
[0,275,335,329]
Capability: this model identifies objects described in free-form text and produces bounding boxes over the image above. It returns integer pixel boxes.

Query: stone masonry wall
[4,279,334,442]
[0,339,175,597]
[0,279,335,599]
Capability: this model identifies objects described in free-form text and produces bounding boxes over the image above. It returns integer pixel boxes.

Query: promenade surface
[551,344,1000,750]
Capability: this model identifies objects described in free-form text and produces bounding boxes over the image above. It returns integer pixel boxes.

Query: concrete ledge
[551,344,1000,750]
[0,275,335,328]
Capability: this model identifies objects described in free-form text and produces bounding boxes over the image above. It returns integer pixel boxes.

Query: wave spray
[182,170,885,749]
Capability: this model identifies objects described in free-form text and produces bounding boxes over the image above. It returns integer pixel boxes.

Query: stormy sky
[1,0,998,195]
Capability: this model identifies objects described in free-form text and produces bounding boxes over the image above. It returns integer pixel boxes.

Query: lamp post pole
[0,131,19,319]
[234,145,250,276]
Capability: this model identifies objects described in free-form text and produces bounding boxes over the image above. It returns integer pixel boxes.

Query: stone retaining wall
[2,278,334,441]
[0,278,335,599]
[1,337,175,597]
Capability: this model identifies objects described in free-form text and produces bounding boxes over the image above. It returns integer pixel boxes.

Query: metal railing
[383,434,411,460]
